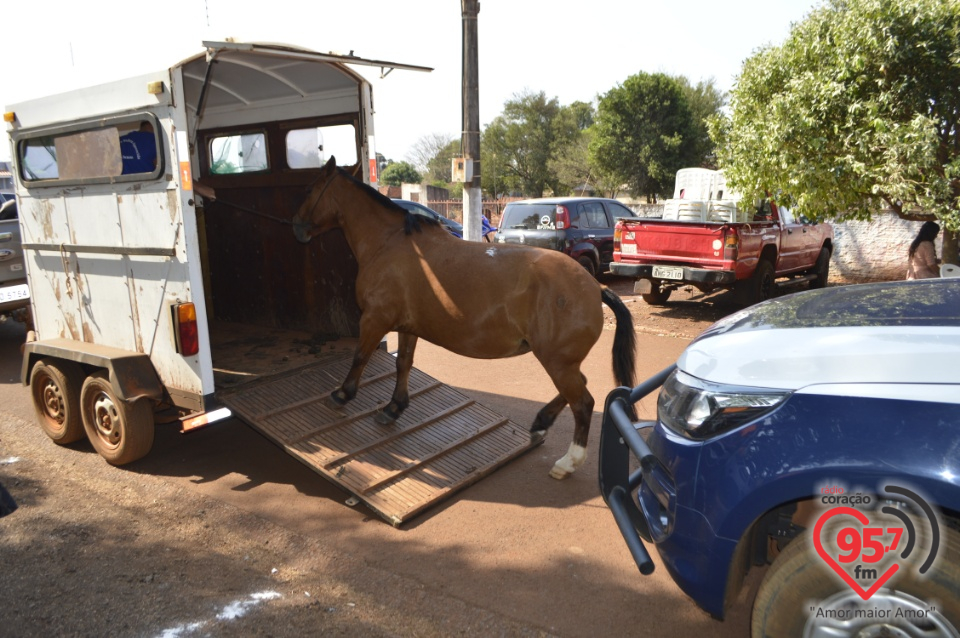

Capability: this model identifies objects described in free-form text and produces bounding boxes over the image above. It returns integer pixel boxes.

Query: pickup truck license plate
[0,284,30,303]
[652,266,683,280]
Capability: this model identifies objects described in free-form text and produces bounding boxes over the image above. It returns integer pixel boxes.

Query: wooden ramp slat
[218,349,539,526]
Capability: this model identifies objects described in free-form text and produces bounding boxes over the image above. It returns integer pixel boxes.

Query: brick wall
[830,211,943,283]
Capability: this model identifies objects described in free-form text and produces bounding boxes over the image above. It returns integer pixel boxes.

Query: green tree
[379,161,422,186]
[482,90,581,197]
[675,76,726,168]
[406,133,457,176]
[591,73,698,202]
[711,0,960,263]
[425,139,461,185]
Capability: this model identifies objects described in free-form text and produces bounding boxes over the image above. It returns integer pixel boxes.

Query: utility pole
[461,0,482,241]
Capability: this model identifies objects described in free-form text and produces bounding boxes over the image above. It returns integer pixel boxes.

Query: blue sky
[1,0,818,163]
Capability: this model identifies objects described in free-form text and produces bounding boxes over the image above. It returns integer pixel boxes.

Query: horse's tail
[601,286,637,389]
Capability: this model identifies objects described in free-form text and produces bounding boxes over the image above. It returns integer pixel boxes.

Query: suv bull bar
[597,364,676,575]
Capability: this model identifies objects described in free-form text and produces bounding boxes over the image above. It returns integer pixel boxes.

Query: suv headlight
[658,369,790,439]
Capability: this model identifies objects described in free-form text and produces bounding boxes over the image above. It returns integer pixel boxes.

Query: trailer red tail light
[555,205,570,230]
[174,302,199,356]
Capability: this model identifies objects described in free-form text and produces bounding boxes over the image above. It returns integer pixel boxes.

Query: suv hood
[679,279,960,391]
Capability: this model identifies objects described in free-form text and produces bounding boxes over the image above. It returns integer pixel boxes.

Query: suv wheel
[752,520,960,637]
[576,256,597,278]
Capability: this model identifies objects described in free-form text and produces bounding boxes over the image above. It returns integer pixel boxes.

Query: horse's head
[292,156,341,244]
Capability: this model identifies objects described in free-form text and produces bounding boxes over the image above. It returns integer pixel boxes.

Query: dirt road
[0,278,758,637]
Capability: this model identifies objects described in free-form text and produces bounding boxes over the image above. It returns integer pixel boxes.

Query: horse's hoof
[549,464,572,480]
[322,393,347,411]
[374,410,396,426]
[529,429,546,445]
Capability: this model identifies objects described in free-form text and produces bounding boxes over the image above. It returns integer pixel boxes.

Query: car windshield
[501,203,557,230]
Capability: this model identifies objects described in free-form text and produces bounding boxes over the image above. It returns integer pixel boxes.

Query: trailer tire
[80,371,154,465]
[30,358,86,445]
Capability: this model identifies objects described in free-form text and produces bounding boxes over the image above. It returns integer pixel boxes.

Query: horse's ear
[325,155,337,170]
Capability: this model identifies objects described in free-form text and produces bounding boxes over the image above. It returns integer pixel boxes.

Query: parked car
[599,278,960,635]
[391,198,496,241]
[495,197,640,277]
[0,200,31,324]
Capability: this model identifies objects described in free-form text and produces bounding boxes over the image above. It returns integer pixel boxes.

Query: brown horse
[292,157,637,479]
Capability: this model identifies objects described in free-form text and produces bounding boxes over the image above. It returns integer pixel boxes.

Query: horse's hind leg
[542,367,595,480]
[529,394,568,443]
[375,332,418,425]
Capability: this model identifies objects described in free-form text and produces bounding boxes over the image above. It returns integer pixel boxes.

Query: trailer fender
[22,338,164,403]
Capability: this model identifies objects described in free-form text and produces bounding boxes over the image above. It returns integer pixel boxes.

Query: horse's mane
[336,167,442,236]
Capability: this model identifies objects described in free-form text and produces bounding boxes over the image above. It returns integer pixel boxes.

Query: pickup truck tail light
[173,302,199,356]
[614,225,622,251]
[723,234,739,261]
[555,205,570,230]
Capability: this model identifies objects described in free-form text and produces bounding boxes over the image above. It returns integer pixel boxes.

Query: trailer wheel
[80,371,154,465]
[30,358,86,445]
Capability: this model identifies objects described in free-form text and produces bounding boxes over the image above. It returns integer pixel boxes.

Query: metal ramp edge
[218,348,540,526]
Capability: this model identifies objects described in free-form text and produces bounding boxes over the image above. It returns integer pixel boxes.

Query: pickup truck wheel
[577,256,598,278]
[80,371,155,465]
[641,287,672,305]
[736,260,775,306]
[809,247,831,289]
[752,519,960,637]
[30,358,86,445]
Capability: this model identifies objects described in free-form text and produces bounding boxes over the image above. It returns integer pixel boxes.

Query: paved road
[0,316,759,637]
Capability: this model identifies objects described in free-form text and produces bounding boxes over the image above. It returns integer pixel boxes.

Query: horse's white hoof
[549,463,572,480]
[530,429,546,445]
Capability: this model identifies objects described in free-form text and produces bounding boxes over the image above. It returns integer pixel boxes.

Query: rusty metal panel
[219,349,539,526]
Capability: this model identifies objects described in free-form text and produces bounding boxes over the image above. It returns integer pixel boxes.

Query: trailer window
[18,119,161,183]
[286,125,357,169]
[208,132,269,174]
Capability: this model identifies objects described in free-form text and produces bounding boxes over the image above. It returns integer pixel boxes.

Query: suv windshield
[501,203,558,230]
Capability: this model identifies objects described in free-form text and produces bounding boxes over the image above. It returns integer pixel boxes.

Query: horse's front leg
[325,315,390,409]
[375,332,419,425]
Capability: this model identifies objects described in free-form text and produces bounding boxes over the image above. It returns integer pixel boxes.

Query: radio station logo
[814,483,941,600]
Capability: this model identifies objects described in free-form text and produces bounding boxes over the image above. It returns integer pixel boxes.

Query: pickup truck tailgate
[618,220,727,268]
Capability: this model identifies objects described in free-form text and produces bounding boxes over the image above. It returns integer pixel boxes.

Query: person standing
[906,221,941,279]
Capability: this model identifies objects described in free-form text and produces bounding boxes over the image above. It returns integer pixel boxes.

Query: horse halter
[292,168,339,244]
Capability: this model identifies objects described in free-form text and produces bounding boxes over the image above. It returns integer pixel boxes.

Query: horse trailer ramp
[218,348,539,526]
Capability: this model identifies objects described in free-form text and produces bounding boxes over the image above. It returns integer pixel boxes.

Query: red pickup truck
[611,197,834,306]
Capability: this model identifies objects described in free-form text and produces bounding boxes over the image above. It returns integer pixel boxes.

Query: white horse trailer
[4,43,539,525]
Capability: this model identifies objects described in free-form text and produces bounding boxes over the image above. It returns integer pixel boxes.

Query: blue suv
[599,278,960,636]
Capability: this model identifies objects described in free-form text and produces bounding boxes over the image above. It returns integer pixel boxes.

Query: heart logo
[813,506,900,600]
